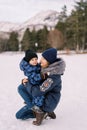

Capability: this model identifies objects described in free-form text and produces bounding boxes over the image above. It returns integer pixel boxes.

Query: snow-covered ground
[0,52,87,130]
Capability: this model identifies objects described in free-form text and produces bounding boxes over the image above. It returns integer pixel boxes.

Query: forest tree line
[0,0,87,52]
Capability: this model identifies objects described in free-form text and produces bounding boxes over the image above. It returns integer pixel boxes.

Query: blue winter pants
[16,105,35,120]
[15,84,34,120]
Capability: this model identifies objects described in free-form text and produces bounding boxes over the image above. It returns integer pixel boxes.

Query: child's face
[29,57,38,66]
[40,57,49,68]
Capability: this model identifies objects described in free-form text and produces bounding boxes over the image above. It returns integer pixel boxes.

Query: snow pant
[16,105,35,120]
[15,83,61,119]
[17,84,33,108]
[15,84,34,120]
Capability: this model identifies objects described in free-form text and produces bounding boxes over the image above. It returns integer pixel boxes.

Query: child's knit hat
[24,50,38,62]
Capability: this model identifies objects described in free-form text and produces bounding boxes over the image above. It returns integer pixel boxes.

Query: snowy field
[0,52,87,130]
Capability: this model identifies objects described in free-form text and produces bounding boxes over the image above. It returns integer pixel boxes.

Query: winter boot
[33,111,47,126]
[48,112,56,119]
[32,106,47,125]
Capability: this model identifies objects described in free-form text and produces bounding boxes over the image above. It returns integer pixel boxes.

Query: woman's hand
[22,78,28,85]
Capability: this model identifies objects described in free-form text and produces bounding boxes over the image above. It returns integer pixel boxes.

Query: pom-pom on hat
[24,49,38,62]
[42,48,57,64]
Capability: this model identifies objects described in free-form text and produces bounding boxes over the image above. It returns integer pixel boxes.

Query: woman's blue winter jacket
[25,58,66,112]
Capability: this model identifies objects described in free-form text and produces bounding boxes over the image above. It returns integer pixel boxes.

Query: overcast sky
[0,0,78,23]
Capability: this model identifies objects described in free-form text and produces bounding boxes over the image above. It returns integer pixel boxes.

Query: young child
[19,50,45,109]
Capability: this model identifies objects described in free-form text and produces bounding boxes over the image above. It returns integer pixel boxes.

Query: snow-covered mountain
[0,22,20,32]
[0,10,59,40]
[0,22,19,39]
[18,10,59,31]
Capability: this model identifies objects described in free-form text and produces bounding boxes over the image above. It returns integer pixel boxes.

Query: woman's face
[40,57,49,68]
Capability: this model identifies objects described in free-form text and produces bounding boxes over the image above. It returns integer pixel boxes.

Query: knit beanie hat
[42,48,57,64]
[24,50,38,62]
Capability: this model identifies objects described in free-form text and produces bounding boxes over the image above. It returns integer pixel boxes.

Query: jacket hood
[41,58,66,75]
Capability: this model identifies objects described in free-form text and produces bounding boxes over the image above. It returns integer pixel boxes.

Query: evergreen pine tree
[21,28,31,51]
[7,32,19,51]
